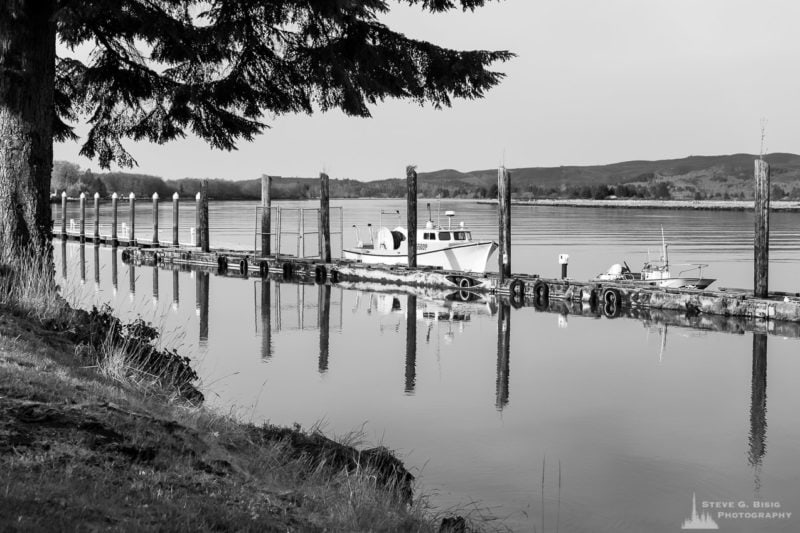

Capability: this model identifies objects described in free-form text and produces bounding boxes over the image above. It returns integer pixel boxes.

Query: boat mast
[661,225,669,267]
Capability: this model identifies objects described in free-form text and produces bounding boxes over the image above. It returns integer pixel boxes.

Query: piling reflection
[152,266,159,303]
[496,301,511,411]
[172,270,179,310]
[93,244,100,289]
[405,294,417,394]
[61,240,67,279]
[111,246,118,293]
[197,271,209,342]
[128,263,135,297]
[259,280,272,360]
[79,243,86,284]
[318,284,330,373]
[749,333,768,494]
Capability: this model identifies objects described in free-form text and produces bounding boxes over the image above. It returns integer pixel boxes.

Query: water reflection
[79,243,85,284]
[197,271,209,342]
[93,245,100,290]
[496,301,511,410]
[259,280,272,360]
[172,270,179,309]
[749,333,768,495]
[111,246,118,293]
[318,284,331,374]
[152,266,159,303]
[405,294,417,394]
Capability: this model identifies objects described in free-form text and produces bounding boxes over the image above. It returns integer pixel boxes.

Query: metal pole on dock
[261,175,271,257]
[93,192,100,244]
[199,180,210,253]
[129,192,136,245]
[406,166,417,268]
[195,192,201,246]
[172,192,179,246]
[111,193,118,246]
[60,191,67,238]
[754,159,770,298]
[405,294,417,393]
[152,192,159,247]
[79,192,86,243]
[497,166,511,281]
[318,284,331,373]
[319,172,331,262]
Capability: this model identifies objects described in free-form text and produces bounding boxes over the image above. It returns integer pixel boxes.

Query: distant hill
[52,153,800,201]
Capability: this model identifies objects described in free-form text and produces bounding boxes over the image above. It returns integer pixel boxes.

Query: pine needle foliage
[54,0,514,168]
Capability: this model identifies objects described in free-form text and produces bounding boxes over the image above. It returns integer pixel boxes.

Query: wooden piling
[319,172,331,262]
[405,294,417,393]
[261,175,271,257]
[406,166,417,268]
[172,192,179,246]
[129,193,136,245]
[754,159,770,298]
[199,181,210,252]
[79,193,86,243]
[497,167,511,281]
[93,192,100,243]
[152,192,160,247]
[60,191,67,237]
[195,192,201,246]
[111,193,118,246]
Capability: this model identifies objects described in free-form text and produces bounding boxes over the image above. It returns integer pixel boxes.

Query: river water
[53,199,800,532]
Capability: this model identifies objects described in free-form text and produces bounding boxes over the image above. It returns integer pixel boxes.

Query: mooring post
[129,192,136,245]
[319,172,331,262]
[151,192,159,247]
[261,175,271,257]
[405,294,417,393]
[111,193,118,246]
[199,180,210,252]
[754,159,770,298]
[497,166,512,281]
[60,191,67,238]
[93,192,100,243]
[79,192,86,243]
[406,166,417,268]
[194,192,201,246]
[172,192,179,246]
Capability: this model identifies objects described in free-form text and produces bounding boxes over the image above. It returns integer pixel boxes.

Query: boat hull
[343,241,498,273]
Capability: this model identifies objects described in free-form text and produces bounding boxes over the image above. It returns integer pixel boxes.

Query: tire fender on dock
[532,280,548,300]
[239,258,248,275]
[330,269,340,283]
[217,255,228,272]
[602,288,622,318]
[315,264,327,283]
[259,261,268,277]
[282,262,293,278]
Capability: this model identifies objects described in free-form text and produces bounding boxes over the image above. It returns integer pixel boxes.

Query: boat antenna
[661,225,669,266]
[427,202,432,223]
[437,196,441,228]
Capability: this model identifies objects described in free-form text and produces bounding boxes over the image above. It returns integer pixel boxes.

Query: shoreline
[477,198,800,211]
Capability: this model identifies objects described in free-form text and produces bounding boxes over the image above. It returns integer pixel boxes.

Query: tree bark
[0,1,56,265]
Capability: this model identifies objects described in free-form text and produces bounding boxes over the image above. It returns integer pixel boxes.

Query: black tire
[330,269,340,283]
[259,261,268,277]
[282,262,293,278]
[532,280,548,300]
[239,258,248,275]
[315,264,327,283]
[217,255,228,272]
[459,277,471,289]
[603,288,620,306]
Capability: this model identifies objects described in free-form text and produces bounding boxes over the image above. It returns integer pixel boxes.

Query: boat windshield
[438,231,451,241]
[453,231,471,241]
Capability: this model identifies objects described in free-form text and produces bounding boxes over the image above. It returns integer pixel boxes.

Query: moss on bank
[0,299,452,532]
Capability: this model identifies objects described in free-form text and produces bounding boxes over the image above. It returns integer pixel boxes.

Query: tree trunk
[0,1,56,266]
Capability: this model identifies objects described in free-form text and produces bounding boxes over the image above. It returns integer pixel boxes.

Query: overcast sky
[54,0,800,181]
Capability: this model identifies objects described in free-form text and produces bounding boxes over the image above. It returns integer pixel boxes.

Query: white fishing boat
[343,207,497,273]
[595,227,715,289]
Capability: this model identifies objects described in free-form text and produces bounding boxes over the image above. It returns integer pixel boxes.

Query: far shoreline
[477,198,800,212]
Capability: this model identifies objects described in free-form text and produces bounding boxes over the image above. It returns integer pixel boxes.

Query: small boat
[594,228,715,289]
[343,206,497,273]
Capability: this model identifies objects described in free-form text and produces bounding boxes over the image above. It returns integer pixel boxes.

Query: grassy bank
[0,261,469,532]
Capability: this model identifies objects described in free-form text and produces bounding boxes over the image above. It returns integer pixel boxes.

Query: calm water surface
[53,200,800,532]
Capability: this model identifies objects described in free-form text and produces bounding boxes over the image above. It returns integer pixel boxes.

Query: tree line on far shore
[52,159,800,203]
